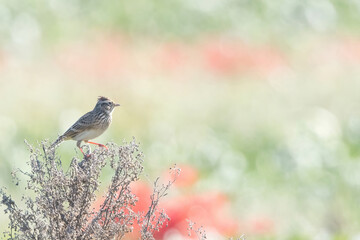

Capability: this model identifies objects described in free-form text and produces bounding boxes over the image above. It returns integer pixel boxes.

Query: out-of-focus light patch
[149,118,176,141]
[10,13,41,47]
[147,141,169,163]
[287,134,323,169]
[204,229,223,240]
[351,233,360,240]
[185,0,224,13]
[217,166,241,192]
[267,70,296,93]
[0,116,17,149]
[48,0,79,18]
[146,119,181,163]
[229,10,261,41]
[245,215,275,236]
[346,116,360,143]
[353,0,360,13]
[343,162,360,187]
[314,230,331,240]
[335,38,360,65]
[197,136,226,166]
[224,151,247,169]
[306,108,341,141]
[163,228,183,240]
[0,5,11,31]
[59,108,82,133]
[216,152,246,191]
[10,147,28,170]
[304,0,337,32]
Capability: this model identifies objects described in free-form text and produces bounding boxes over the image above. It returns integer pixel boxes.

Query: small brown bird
[52,96,120,156]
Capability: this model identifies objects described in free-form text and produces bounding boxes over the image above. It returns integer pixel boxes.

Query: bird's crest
[98,96,111,102]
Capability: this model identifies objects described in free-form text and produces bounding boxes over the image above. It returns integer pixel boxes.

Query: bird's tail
[51,135,65,148]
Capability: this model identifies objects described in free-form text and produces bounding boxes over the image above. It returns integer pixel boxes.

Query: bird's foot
[79,147,92,158]
[87,141,108,150]
[98,144,108,150]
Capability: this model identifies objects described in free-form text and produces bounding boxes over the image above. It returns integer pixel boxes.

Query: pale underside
[71,128,108,141]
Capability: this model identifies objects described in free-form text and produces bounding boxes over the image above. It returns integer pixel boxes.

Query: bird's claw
[99,144,108,150]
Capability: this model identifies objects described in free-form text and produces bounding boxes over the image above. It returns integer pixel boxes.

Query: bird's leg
[79,147,88,157]
[87,141,108,150]
[86,142,92,154]
[77,140,91,158]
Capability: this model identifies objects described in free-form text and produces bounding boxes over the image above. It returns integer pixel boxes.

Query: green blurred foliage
[0,0,360,43]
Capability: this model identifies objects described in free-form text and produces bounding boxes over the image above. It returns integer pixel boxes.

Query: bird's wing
[62,111,95,139]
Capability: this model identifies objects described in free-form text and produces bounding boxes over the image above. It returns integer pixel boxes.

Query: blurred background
[1,0,360,239]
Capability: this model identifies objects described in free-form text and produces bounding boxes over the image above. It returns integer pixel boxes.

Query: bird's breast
[72,128,107,141]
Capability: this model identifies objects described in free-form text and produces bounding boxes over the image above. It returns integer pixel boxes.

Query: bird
[51,96,120,156]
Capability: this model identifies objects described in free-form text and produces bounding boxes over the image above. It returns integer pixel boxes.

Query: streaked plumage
[51,96,120,155]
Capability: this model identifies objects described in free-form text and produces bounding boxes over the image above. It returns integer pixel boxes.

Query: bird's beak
[114,103,120,107]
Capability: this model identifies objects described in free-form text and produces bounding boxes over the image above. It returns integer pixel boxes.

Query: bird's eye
[102,103,110,109]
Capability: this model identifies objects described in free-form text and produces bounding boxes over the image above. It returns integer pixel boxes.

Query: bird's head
[95,96,120,114]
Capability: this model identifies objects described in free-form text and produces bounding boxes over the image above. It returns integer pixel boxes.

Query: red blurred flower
[326,37,360,65]
[202,39,286,76]
[156,43,189,73]
[155,192,238,239]
[93,165,241,239]
[246,215,275,235]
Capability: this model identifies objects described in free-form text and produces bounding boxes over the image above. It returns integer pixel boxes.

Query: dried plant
[0,139,175,240]
[140,166,180,240]
[187,220,207,240]
[187,220,245,240]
